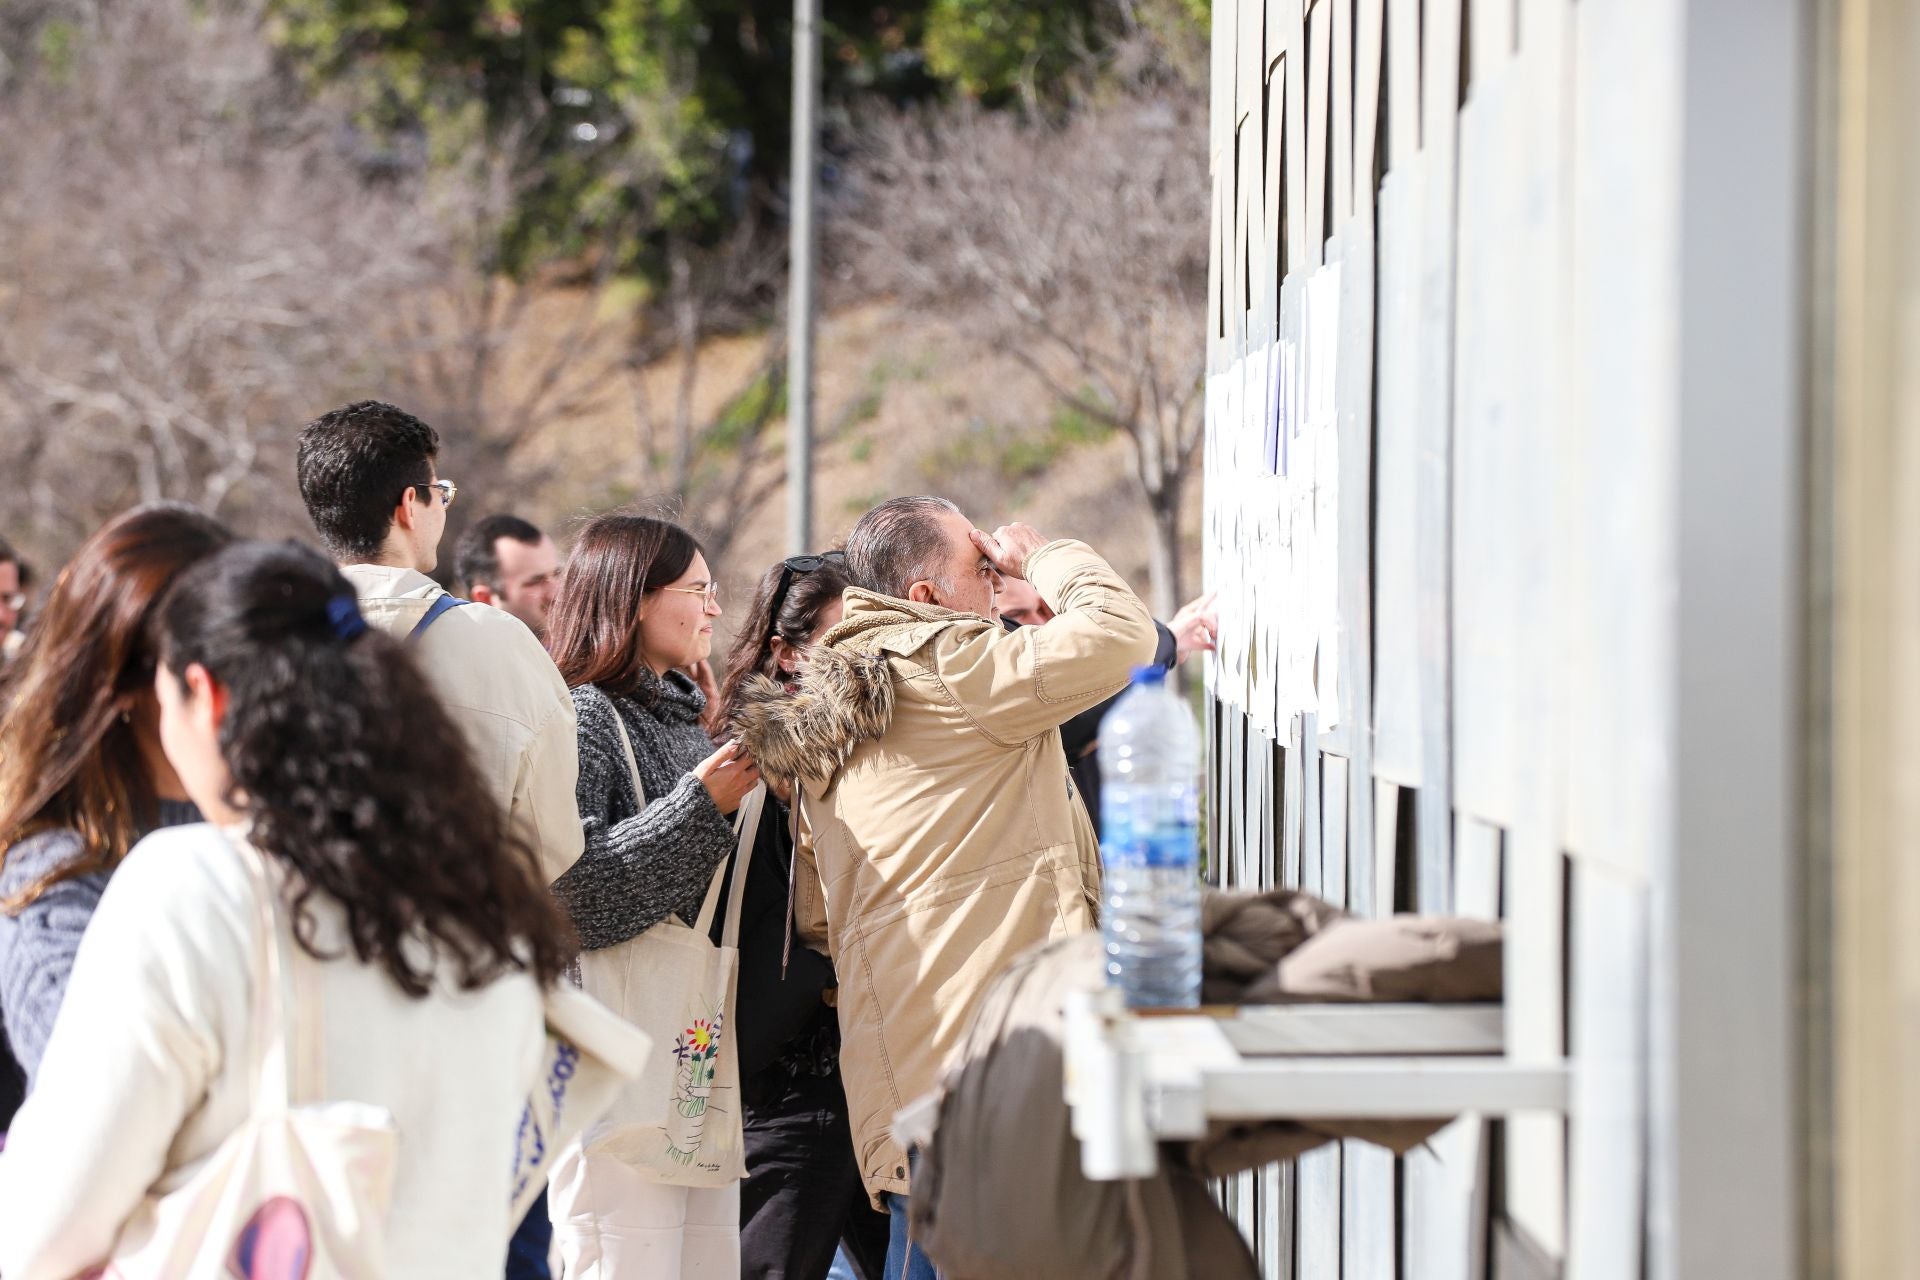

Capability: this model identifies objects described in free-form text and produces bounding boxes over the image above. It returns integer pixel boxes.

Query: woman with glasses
[544,513,761,1278]
[711,551,890,1280]
[0,504,234,1125]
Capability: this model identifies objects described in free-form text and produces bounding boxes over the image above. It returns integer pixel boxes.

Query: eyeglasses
[406,479,458,508]
[660,581,720,606]
[769,550,847,620]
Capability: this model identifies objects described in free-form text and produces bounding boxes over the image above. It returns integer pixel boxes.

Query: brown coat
[905,894,1505,1279]
[731,539,1158,1206]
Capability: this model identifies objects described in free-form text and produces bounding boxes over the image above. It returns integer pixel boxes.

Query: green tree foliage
[258,0,1208,272]
[920,0,1100,103]
[265,0,939,270]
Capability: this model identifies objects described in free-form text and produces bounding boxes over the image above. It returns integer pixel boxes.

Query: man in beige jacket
[732,495,1158,1273]
[296,401,583,889]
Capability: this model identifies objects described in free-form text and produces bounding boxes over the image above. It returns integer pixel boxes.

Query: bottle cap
[1130,664,1168,685]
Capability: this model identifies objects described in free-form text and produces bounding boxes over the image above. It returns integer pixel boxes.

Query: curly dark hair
[158,540,575,996]
[295,400,439,562]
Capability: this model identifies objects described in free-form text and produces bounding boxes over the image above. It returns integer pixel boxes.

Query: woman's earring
[119,708,131,725]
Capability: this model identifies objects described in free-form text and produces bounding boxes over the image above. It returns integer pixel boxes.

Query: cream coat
[342,564,583,884]
[0,824,550,1278]
[733,539,1157,1206]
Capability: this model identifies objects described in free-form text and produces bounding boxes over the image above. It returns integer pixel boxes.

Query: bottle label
[1101,813,1199,869]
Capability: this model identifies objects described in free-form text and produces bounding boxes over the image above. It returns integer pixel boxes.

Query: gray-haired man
[734,494,1158,1279]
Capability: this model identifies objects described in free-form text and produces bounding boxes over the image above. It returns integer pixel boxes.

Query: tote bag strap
[710,784,765,946]
[231,833,321,1114]
[608,704,648,810]
[609,707,730,931]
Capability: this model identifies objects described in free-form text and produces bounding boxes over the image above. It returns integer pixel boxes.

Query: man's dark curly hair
[296,400,439,562]
[158,539,575,995]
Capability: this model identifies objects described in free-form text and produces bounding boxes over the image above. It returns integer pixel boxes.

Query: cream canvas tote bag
[97,834,647,1278]
[93,837,400,1277]
[560,714,761,1189]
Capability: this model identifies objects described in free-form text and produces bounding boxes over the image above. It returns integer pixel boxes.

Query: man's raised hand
[969,523,1051,582]
[1167,591,1220,664]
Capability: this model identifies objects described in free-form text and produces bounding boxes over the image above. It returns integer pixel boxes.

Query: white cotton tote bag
[550,716,762,1276]
[93,838,401,1277]
[512,984,657,1222]
[97,834,649,1279]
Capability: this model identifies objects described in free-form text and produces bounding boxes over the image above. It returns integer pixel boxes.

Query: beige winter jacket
[342,564,584,884]
[732,539,1158,1207]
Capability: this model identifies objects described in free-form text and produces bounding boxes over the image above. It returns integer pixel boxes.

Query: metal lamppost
[786,0,819,555]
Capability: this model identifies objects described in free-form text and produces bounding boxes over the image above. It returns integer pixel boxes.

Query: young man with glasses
[295,401,582,891]
[296,403,584,1280]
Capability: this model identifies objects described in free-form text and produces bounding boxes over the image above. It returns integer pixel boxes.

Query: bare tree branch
[0,0,442,552]
[837,82,1209,613]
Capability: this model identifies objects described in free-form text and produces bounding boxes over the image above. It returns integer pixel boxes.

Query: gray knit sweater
[555,672,737,951]
[0,800,201,1090]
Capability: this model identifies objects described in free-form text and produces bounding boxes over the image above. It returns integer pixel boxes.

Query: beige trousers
[549,1145,741,1280]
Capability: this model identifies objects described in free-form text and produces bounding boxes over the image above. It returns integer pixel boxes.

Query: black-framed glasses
[769,550,846,620]
[405,479,458,508]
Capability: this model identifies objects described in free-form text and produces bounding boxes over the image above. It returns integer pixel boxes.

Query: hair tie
[326,594,368,643]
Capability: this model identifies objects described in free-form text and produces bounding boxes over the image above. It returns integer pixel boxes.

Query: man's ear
[470,582,498,606]
[906,580,939,606]
[392,486,420,535]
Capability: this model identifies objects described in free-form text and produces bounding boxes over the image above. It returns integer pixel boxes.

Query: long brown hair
[713,554,852,731]
[0,504,235,911]
[547,514,702,695]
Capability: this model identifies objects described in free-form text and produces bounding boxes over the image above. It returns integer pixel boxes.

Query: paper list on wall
[1202,260,1344,737]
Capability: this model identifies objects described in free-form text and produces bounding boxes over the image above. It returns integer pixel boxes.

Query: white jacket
[0,824,549,1278]
[342,563,584,883]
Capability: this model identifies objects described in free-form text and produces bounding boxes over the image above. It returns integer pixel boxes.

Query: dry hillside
[505,298,1204,660]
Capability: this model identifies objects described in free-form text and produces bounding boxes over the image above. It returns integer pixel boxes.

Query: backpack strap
[407,593,471,643]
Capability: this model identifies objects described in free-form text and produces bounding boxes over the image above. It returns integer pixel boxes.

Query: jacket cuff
[1153,620,1178,669]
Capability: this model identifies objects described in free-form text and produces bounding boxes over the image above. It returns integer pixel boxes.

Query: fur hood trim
[729,647,895,783]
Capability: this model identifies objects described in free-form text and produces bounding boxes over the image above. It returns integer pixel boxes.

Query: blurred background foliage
[0,0,1210,612]
[230,0,1207,275]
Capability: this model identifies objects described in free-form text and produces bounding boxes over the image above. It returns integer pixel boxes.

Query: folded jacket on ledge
[904,889,1504,1280]
[1202,887,1504,1005]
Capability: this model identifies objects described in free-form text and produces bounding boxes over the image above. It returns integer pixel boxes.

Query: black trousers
[504,1188,551,1279]
[741,1069,891,1280]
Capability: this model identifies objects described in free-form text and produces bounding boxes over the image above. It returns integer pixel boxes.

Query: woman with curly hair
[0,540,580,1278]
[0,504,234,1119]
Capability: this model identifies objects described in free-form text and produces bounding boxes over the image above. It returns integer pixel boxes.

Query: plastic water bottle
[1098,665,1202,1008]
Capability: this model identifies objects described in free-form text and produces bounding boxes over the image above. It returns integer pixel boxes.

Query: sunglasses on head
[769,550,846,621]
